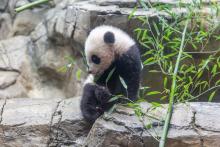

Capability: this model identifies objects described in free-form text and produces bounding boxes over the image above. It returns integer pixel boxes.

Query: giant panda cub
[80,25,142,123]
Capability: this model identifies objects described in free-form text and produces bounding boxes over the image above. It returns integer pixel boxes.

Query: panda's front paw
[96,106,104,113]
[95,86,112,103]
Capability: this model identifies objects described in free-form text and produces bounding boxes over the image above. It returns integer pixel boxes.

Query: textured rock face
[85,103,220,147]
[0,1,220,146]
[0,97,220,147]
[0,13,12,40]
[0,97,89,147]
[1,0,219,99]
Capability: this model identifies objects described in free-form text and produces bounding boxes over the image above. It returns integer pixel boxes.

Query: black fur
[97,44,141,100]
[104,31,115,44]
[80,83,113,123]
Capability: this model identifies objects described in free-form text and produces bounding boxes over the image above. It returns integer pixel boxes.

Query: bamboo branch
[15,0,51,13]
[159,20,189,147]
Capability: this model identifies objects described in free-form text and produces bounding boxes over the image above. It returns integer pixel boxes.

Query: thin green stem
[15,0,51,13]
[187,85,220,101]
[159,20,189,147]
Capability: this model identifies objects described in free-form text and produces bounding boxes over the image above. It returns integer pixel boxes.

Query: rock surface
[85,102,220,147]
[0,97,219,147]
[0,97,89,147]
[1,0,220,99]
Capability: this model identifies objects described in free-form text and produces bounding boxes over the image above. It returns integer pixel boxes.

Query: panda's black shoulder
[116,44,141,71]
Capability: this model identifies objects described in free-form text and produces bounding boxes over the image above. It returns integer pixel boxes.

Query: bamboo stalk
[15,0,51,13]
[159,20,189,147]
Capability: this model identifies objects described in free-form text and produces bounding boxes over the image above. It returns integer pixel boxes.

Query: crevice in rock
[191,108,220,133]
[47,100,62,147]
[30,24,47,43]
[0,98,7,144]
[0,77,17,90]
[190,110,204,147]
[0,43,12,69]
[70,8,78,42]
[51,110,63,146]
[0,98,7,124]
[0,68,20,73]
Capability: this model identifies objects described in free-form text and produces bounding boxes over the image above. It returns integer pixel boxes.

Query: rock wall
[0,0,220,146]
[0,0,86,99]
[0,97,220,147]
[1,0,220,100]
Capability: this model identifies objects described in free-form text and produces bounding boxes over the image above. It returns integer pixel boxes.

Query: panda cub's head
[85,25,135,75]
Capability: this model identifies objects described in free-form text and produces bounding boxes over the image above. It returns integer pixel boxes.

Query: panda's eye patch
[91,55,101,64]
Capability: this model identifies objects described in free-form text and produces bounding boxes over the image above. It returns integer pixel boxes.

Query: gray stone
[29,5,86,99]
[10,11,43,36]
[0,0,8,11]
[48,97,89,147]
[84,103,220,147]
[0,36,31,98]
[0,71,19,89]
[0,36,32,70]
[0,97,89,147]
[190,103,220,132]
[0,13,12,40]
[0,97,219,146]
[0,30,84,99]
[93,0,137,8]
[1,98,62,126]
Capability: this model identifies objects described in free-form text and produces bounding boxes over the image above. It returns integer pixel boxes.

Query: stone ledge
[0,97,88,147]
[0,97,219,146]
[85,102,220,147]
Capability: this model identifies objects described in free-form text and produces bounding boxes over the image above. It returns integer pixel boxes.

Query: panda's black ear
[104,31,115,44]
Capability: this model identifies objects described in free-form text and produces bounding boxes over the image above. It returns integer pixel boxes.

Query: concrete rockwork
[0,0,220,146]
[0,97,219,147]
[1,0,220,99]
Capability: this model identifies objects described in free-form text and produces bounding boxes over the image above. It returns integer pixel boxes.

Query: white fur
[83,74,94,86]
[85,25,135,55]
[85,25,135,75]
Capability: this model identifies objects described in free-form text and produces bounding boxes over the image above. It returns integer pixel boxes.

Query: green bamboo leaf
[208,91,216,102]
[134,28,142,40]
[137,16,147,24]
[160,95,167,100]
[140,42,151,49]
[119,76,127,89]
[164,77,168,88]
[143,57,155,65]
[142,30,148,41]
[153,21,160,36]
[65,56,75,63]
[106,104,117,115]
[108,95,121,103]
[151,102,162,107]
[141,50,154,57]
[215,80,220,86]
[149,70,161,73]
[76,69,82,80]
[145,123,152,129]
[164,52,177,59]
[106,67,116,84]
[128,6,137,20]
[191,42,197,50]
[211,64,217,74]
[146,91,161,96]
[57,66,68,73]
[197,71,203,79]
